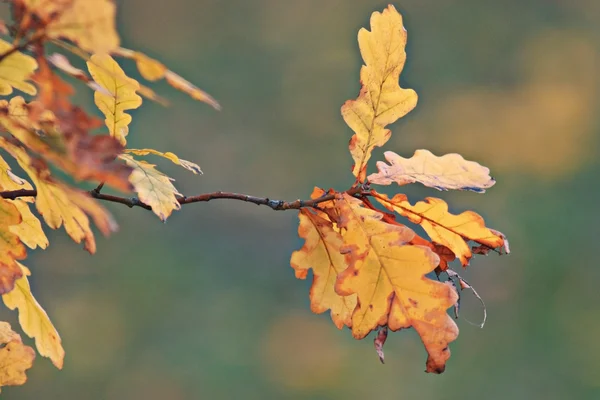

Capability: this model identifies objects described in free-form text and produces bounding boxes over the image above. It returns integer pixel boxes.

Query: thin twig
[0,186,364,211]
[0,32,45,63]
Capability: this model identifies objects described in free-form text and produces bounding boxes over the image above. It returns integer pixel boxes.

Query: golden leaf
[374,192,504,266]
[0,38,38,95]
[125,148,202,174]
[334,193,458,373]
[291,208,357,329]
[9,200,48,250]
[0,199,26,294]
[2,262,64,369]
[119,154,181,221]
[87,54,142,145]
[369,150,495,193]
[2,139,117,253]
[20,0,119,53]
[342,5,417,182]
[0,321,35,392]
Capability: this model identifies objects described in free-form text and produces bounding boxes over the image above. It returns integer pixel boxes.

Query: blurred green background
[2,0,600,398]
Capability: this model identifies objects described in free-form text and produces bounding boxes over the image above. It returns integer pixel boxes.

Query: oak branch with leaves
[0,1,509,391]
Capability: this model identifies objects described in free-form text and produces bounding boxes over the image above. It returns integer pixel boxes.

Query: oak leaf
[369,150,495,193]
[291,207,357,329]
[2,139,117,253]
[87,54,142,145]
[334,193,458,373]
[373,192,504,266]
[2,262,64,369]
[9,200,48,250]
[119,154,181,221]
[19,0,119,53]
[125,149,202,175]
[0,39,38,95]
[342,5,417,182]
[0,321,35,392]
[0,199,26,294]
[32,56,74,113]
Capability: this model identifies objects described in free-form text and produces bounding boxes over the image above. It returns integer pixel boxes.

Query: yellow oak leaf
[125,149,202,174]
[2,139,117,253]
[334,193,458,373]
[0,154,33,192]
[373,192,505,266]
[2,262,64,369]
[20,0,119,53]
[0,38,37,95]
[291,208,357,329]
[369,150,495,193]
[119,154,181,221]
[342,5,417,182]
[0,321,35,393]
[87,54,142,145]
[9,200,48,250]
[0,199,26,295]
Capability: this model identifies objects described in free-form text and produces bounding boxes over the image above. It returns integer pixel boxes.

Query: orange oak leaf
[32,56,74,113]
[1,139,117,253]
[373,192,504,266]
[369,150,495,193]
[0,198,26,295]
[291,207,357,329]
[18,0,119,53]
[334,193,458,373]
[342,5,417,182]
[0,321,35,392]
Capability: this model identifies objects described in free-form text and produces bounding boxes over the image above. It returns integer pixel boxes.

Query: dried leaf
[0,38,38,95]
[291,207,357,329]
[87,53,142,145]
[334,194,458,373]
[342,5,417,182]
[2,262,64,368]
[374,192,504,266]
[20,0,119,53]
[369,150,495,193]
[0,199,26,294]
[125,148,202,175]
[0,321,35,392]
[32,56,74,112]
[119,154,181,221]
[3,139,117,253]
[374,326,388,364]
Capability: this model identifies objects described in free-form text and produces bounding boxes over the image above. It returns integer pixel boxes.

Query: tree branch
[0,186,364,211]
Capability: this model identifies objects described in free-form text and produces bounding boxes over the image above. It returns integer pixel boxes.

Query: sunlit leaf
[0,38,37,95]
[291,204,357,329]
[0,199,26,294]
[119,154,181,221]
[9,200,48,250]
[374,192,504,266]
[0,321,35,392]
[369,150,495,192]
[342,5,417,181]
[87,53,142,145]
[20,0,119,53]
[334,193,458,373]
[2,262,64,369]
[125,148,202,174]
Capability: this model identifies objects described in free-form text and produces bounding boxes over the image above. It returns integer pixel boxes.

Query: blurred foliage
[0,0,599,398]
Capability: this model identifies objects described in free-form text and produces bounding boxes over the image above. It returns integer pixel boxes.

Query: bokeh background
[1,0,600,398]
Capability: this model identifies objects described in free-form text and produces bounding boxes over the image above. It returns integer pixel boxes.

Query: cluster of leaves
[0,0,219,391]
[290,5,508,373]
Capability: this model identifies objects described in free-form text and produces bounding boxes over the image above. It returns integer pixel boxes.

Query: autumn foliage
[0,0,507,392]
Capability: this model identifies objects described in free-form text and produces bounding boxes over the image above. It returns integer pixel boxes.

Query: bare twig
[0,186,364,211]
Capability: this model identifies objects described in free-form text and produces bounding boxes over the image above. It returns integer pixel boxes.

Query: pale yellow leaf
[87,54,142,145]
[0,39,37,95]
[125,149,202,174]
[119,154,181,221]
[369,150,495,192]
[9,200,48,250]
[2,262,64,369]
